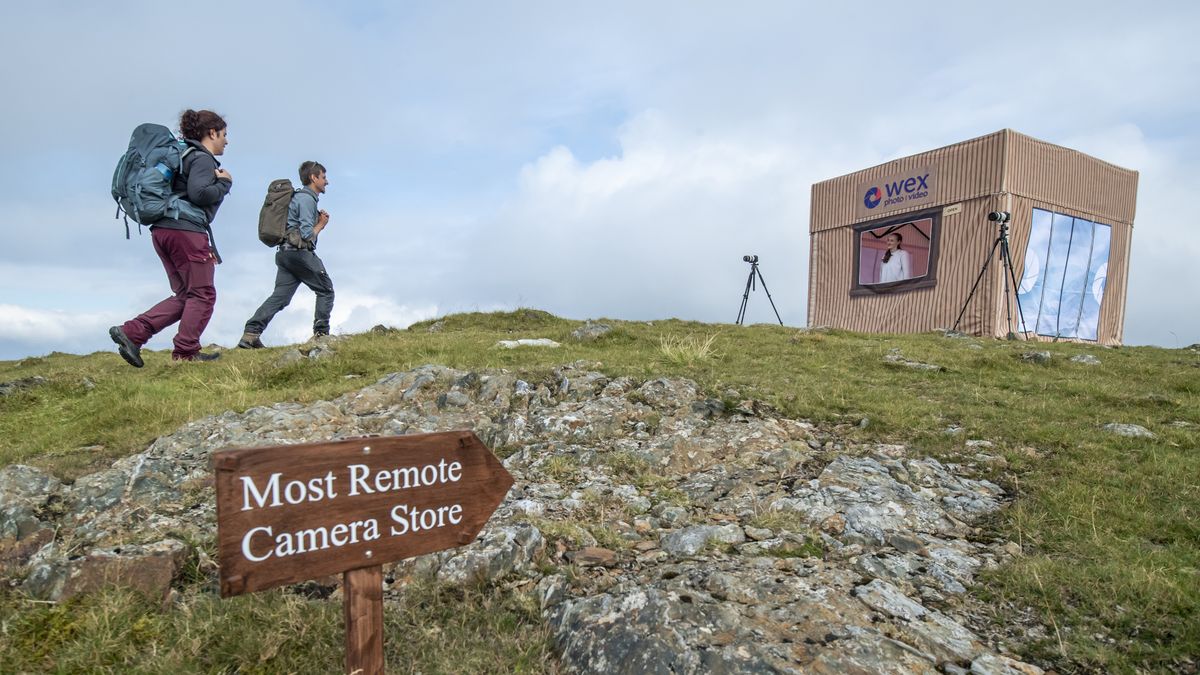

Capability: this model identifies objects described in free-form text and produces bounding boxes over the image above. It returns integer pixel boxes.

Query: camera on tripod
[954,209,1028,340]
[742,254,759,263]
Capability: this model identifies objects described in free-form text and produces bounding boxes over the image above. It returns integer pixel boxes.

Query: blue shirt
[288,186,320,246]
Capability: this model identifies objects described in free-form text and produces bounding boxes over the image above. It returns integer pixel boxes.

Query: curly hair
[179,109,227,141]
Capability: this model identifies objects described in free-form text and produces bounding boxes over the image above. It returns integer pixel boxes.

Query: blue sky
[2,0,1197,360]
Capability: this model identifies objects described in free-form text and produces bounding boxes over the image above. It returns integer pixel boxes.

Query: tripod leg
[736,270,754,325]
[1001,239,1030,337]
[952,237,1002,333]
[754,266,785,326]
[1000,246,1015,339]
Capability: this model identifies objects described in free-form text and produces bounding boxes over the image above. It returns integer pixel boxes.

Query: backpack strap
[176,144,224,264]
[177,146,196,190]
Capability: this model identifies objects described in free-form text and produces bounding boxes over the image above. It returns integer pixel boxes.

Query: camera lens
[987,211,1010,223]
[743,255,758,263]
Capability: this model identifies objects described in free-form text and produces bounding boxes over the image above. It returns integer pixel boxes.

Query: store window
[851,208,940,295]
[1017,209,1111,340]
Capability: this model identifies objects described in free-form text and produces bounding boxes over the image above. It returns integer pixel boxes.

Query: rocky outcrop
[0,376,48,397]
[0,362,1042,673]
[571,321,612,341]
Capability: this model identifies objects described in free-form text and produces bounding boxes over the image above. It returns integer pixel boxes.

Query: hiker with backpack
[238,161,334,348]
[108,109,232,366]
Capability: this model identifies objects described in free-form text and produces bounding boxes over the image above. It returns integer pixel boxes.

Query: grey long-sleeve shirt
[288,186,321,248]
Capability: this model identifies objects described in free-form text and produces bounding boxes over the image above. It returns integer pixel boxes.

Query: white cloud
[459,111,811,325]
[0,304,116,359]
[2,1,1198,358]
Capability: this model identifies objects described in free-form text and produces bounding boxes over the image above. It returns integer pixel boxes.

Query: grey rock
[496,338,561,349]
[551,590,703,674]
[0,376,48,396]
[537,574,568,611]
[571,321,612,341]
[0,464,63,508]
[809,635,937,673]
[855,578,929,622]
[0,465,64,565]
[66,467,130,517]
[708,524,747,546]
[970,652,1045,674]
[856,579,985,664]
[437,391,471,408]
[435,523,544,584]
[510,499,545,517]
[1021,351,1052,364]
[654,505,690,528]
[634,378,700,410]
[23,538,189,602]
[305,344,335,360]
[275,348,304,366]
[745,526,773,541]
[660,526,716,557]
[1102,423,1155,438]
[772,455,1003,546]
[888,532,927,555]
[1070,354,1101,365]
[884,349,943,371]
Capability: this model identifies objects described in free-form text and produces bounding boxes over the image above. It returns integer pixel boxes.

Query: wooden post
[344,565,384,675]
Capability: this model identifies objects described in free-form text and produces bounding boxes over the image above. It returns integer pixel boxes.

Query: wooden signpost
[213,431,514,675]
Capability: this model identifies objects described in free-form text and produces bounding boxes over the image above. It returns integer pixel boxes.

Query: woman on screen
[878,233,911,283]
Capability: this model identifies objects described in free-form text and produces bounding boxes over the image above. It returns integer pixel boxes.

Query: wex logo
[880,172,931,207]
[863,187,882,209]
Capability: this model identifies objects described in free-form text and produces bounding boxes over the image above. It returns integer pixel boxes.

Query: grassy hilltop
[0,310,1197,673]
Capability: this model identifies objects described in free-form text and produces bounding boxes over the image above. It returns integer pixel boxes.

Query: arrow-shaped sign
[213,431,513,597]
[214,431,514,674]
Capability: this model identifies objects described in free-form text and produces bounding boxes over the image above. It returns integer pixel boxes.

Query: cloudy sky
[1,1,1197,360]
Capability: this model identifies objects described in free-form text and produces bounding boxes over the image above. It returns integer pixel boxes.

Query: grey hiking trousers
[244,249,334,336]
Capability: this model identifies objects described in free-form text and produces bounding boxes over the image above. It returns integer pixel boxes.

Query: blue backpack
[111,123,207,238]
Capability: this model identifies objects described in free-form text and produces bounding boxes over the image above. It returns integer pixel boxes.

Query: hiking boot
[109,326,144,368]
[174,351,222,362]
[237,332,265,349]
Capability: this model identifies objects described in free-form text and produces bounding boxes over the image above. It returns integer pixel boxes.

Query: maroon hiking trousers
[121,228,216,359]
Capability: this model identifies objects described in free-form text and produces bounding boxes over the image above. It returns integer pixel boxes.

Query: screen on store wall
[1018,208,1111,340]
[857,217,933,286]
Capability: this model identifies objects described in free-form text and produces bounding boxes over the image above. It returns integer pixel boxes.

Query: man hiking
[238,161,334,348]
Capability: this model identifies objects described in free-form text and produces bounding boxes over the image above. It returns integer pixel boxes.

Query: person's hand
[215,168,232,182]
[317,210,330,226]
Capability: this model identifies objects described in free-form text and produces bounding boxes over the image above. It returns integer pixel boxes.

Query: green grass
[0,578,551,674]
[1,309,1198,672]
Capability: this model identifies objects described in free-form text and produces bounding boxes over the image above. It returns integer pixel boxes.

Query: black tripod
[952,212,1029,339]
[735,255,783,326]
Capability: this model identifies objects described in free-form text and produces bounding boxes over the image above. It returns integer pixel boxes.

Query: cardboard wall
[807,130,1137,344]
